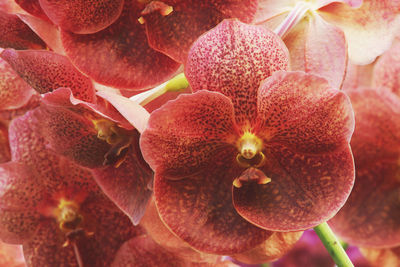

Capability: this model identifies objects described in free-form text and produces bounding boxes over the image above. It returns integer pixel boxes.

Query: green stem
[314,222,354,267]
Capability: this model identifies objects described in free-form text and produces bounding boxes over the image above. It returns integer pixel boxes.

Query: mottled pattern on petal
[185,19,289,126]
[15,0,49,20]
[0,11,46,50]
[330,88,400,247]
[140,91,238,178]
[39,0,124,34]
[61,1,180,90]
[0,123,10,163]
[257,71,354,153]
[373,40,400,97]
[0,58,35,110]
[92,144,153,225]
[319,0,400,64]
[154,158,272,254]
[111,235,185,267]
[142,0,257,63]
[0,49,95,102]
[234,144,354,231]
[284,14,347,89]
[232,231,303,264]
[23,220,77,266]
[0,162,41,243]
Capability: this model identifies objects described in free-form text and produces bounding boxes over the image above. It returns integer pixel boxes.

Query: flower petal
[257,71,354,153]
[318,0,400,64]
[0,123,10,163]
[61,1,180,90]
[0,11,47,50]
[361,247,400,267]
[140,90,237,178]
[0,49,95,102]
[154,166,272,254]
[372,39,400,97]
[39,0,124,34]
[330,88,400,247]
[284,13,347,89]
[14,0,49,20]
[141,0,258,63]
[185,19,289,126]
[0,58,35,110]
[232,231,303,264]
[92,144,153,225]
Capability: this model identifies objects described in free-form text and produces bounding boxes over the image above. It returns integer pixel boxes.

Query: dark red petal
[154,166,272,254]
[92,144,153,225]
[330,88,400,247]
[39,0,124,34]
[141,198,221,263]
[185,19,289,126]
[0,49,95,102]
[140,90,238,178]
[141,0,257,62]
[14,0,49,20]
[283,14,347,89]
[233,144,354,231]
[0,162,41,243]
[0,122,10,163]
[61,1,180,90]
[232,231,303,264]
[0,11,46,50]
[257,71,354,153]
[372,39,400,98]
[0,58,35,110]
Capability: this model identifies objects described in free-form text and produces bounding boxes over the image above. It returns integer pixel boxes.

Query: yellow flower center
[56,199,83,232]
[236,132,265,168]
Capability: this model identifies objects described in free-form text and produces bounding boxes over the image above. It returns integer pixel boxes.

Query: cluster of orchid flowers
[0,0,399,266]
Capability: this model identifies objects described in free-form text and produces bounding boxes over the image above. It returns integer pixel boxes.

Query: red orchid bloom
[13,0,258,91]
[140,20,355,254]
[0,108,141,266]
[329,87,400,248]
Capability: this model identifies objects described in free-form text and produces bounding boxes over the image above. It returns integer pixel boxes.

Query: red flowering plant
[140,19,355,255]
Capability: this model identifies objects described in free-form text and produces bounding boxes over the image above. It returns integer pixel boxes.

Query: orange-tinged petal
[361,247,400,267]
[318,0,400,64]
[284,13,347,89]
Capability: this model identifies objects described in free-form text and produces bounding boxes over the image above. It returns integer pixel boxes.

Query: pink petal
[61,1,180,90]
[185,19,289,126]
[39,0,124,34]
[0,58,35,110]
[372,39,400,98]
[0,49,95,102]
[141,0,258,63]
[0,11,46,50]
[342,61,374,90]
[330,88,400,247]
[284,14,347,89]
[318,0,400,64]
[14,0,49,20]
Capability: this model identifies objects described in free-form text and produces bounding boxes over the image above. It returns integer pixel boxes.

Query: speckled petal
[185,19,289,126]
[154,167,272,254]
[0,162,41,243]
[330,88,400,247]
[372,39,400,97]
[284,13,347,89]
[39,0,124,34]
[233,144,354,231]
[0,58,35,110]
[257,71,354,153]
[15,0,49,20]
[92,144,153,225]
[232,231,303,264]
[0,49,95,102]
[0,11,46,50]
[318,0,400,64]
[140,90,238,178]
[61,1,180,90]
[141,0,257,63]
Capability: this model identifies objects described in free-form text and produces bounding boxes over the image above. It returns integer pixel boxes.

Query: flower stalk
[314,222,354,267]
